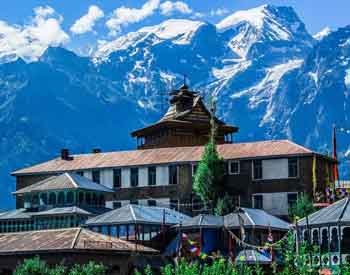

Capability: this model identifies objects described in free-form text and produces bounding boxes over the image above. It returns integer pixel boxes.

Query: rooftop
[12,140,318,176]
[86,204,189,226]
[179,208,291,231]
[298,198,350,227]
[13,173,114,194]
[0,227,156,254]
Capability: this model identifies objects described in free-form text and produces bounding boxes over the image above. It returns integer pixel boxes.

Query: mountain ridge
[0,5,350,208]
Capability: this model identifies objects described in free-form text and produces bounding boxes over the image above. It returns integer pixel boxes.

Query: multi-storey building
[12,85,336,217]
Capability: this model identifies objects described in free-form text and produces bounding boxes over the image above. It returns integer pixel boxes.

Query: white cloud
[70,5,104,35]
[0,6,69,62]
[106,0,160,36]
[160,1,192,16]
[210,8,230,17]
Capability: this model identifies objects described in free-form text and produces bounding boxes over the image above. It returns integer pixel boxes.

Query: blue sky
[1,0,350,56]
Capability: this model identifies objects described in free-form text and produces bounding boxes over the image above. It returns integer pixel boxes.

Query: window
[130,168,139,187]
[92,170,100,184]
[287,193,298,210]
[253,160,263,180]
[170,199,179,211]
[169,165,178,185]
[77,171,84,176]
[288,158,298,178]
[130,199,138,205]
[113,201,122,209]
[148,166,157,186]
[229,161,240,175]
[253,194,263,209]
[147,200,157,206]
[113,169,121,188]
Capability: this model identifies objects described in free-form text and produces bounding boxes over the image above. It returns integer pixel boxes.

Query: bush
[14,257,106,275]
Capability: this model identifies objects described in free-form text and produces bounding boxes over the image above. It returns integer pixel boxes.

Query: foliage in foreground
[136,233,350,275]
[14,257,106,275]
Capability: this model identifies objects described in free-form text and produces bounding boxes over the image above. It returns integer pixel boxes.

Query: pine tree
[193,97,225,213]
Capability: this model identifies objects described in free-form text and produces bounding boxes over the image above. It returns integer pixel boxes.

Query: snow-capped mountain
[0,4,349,208]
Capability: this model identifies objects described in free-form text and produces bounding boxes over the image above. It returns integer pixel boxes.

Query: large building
[12,85,336,217]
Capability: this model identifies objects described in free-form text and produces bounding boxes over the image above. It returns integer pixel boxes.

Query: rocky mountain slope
[0,4,349,207]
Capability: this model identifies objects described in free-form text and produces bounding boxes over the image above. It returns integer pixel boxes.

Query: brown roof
[12,140,316,176]
[0,228,156,254]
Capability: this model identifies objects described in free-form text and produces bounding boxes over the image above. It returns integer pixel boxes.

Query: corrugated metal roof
[13,173,114,194]
[0,209,32,220]
[0,228,156,253]
[13,140,315,176]
[31,206,93,217]
[177,208,290,230]
[86,205,189,226]
[298,198,350,226]
[180,214,224,229]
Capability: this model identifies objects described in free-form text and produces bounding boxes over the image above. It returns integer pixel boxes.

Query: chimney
[92,148,102,154]
[61,149,73,161]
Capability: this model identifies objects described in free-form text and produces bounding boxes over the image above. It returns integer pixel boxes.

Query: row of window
[80,165,179,188]
[78,157,299,188]
[113,199,180,210]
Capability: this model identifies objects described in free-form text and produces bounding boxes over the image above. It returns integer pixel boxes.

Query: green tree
[68,261,106,275]
[193,97,226,213]
[14,257,66,275]
[289,193,315,221]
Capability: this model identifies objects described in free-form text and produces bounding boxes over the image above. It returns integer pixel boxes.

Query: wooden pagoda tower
[131,84,238,149]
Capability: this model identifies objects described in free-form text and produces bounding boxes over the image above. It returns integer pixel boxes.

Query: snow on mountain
[1,5,350,208]
[216,5,313,59]
[313,27,332,41]
[93,19,204,63]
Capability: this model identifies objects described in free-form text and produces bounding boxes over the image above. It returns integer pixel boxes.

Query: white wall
[139,167,148,187]
[253,192,294,216]
[101,169,113,188]
[121,168,130,188]
[156,166,169,186]
[262,158,289,180]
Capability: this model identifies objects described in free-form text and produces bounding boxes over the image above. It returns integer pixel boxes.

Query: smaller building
[0,173,114,233]
[297,198,350,267]
[0,227,159,275]
[86,204,189,250]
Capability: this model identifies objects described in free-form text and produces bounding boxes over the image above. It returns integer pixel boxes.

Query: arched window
[78,192,84,205]
[57,192,65,205]
[49,193,56,205]
[32,194,39,206]
[303,230,309,242]
[92,193,97,206]
[40,193,47,205]
[330,228,339,252]
[312,229,319,246]
[341,227,350,253]
[66,192,74,204]
[85,193,91,205]
[321,228,329,252]
[98,194,105,207]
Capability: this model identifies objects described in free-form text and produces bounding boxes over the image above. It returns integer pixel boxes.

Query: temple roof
[131,85,238,137]
[13,173,114,194]
[12,140,322,176]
